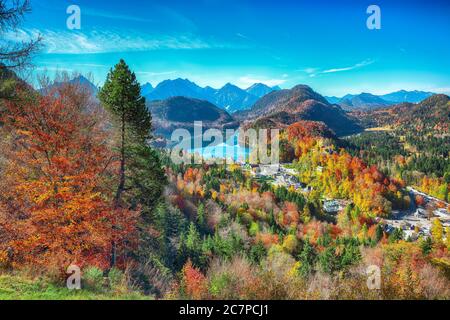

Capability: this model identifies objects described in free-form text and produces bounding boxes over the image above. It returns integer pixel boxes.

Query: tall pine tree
[99,59,166,267]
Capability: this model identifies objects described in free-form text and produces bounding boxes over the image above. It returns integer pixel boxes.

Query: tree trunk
[112,109,126,268]
[115,110,126,206]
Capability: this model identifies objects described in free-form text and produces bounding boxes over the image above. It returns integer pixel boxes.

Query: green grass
[0,273,152,300]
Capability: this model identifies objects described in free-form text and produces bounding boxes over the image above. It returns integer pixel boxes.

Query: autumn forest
[0,0,449,301]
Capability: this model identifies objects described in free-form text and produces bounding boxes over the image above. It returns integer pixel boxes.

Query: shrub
[108,267,125,291]
[83,266,104,292]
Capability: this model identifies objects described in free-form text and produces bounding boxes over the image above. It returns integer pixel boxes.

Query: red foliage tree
[182,260,208,299]
[0,84,137,272]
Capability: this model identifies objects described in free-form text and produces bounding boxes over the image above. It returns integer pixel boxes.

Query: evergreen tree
[99,59,152,207]
[249,241,266,264]
[197,203,206,232]
[99,59,166,267]
[375,224,384,242]
[185,222,205,268]
[389,228,404,243]
[298,239,317,277]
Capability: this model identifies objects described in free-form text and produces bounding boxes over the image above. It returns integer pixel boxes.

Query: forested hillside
[347,94,450,201]
[237,85,362,136]
[148,96,238,138]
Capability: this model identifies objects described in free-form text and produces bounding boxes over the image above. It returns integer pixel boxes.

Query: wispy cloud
[136,70,178,76]
[302,59,375,77]
[236,33,250,40]
[35,66,74,72]
[430,87,450,94]
[321,59,374,74]
[72,63,109,68]
[5,28,232,54]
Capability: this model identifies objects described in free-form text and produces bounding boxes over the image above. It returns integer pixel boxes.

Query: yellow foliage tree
[431,218,443,244]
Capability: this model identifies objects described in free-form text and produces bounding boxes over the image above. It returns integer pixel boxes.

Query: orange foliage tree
[181,260,208,299]
[0,83,137,272]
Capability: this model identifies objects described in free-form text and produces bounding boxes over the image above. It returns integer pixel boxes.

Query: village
[241,162,450,240]
[381,187,450,240]
[241,162,348,212]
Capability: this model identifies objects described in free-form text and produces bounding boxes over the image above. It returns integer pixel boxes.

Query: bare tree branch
[0,0,30,30]
[0,0,41,71]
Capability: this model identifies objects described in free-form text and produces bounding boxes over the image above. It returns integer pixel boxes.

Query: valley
[1,66,449,300]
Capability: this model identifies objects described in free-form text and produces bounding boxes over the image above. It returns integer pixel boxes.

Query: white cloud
[72,63,109,68]
[5,28,230,54]
[430,87,450,94]
[303,68,317,74]
[236,33,250,40]
[35,66,74,72]
[321,59,374,74]
[136,70,178,76]
[302,59,375,77]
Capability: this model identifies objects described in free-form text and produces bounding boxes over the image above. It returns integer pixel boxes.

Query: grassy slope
[0,274,151,300]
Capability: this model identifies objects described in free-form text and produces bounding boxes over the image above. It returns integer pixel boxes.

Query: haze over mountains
[141,78,280,113]
[325,90,435,110]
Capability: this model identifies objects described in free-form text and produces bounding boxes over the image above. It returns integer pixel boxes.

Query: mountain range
[236,85,362,136]
[38,75,99,96]
[141,78,280,113]
[325,90,435,110]
[146,84,364,139]
[144,79,435,112]
[36,75,446,139]
[62,76,435,113]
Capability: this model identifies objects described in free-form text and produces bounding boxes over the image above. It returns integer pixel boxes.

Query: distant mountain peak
[141,82,154,96]
[324,89,436,110]
[246,83,269,90]
[72,75,90,82]
[246,83,279,99]
[221,82,239,89]
[143,78,259,113]
[68,75,97,92]
[70,75,97,89]
[381,90,434,103]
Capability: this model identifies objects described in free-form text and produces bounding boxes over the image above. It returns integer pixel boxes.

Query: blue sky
[14,0,450,96]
